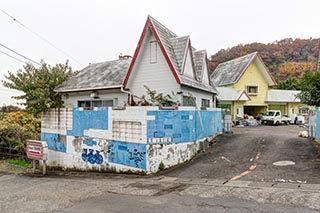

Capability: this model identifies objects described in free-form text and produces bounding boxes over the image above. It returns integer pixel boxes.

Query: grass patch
[4,159,30,168]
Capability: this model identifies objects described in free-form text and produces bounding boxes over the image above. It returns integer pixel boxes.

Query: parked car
[261,110,292,125]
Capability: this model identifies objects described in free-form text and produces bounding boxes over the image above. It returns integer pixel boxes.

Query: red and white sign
[26,140,47,161]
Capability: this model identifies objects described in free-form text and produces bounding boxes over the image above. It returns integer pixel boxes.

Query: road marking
[230,151,261,181]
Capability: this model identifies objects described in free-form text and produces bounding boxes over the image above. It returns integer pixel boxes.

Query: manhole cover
[273,161,296,166]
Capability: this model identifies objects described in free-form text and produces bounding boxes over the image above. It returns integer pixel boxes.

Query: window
[78,99,115,108]
[299,107,309,115]
[201,99,210,108]
[246,86,258,95]
[150,41,157,63]
[182,96,196,106]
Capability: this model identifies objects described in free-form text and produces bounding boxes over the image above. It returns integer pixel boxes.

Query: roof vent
[119,53,132,60]
[90,91,99,99]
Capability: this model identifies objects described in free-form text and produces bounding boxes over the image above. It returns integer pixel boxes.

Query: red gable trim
[237,90,251,101]
[123,18,180,88]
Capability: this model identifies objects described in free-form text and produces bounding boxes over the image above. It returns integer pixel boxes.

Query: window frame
[150,40,157,64]
[182,95,196,107]
[246,86,258,95]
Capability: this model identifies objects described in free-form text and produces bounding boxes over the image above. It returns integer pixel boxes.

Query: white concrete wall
[62,89,128,107]
[41,106,222,174]
[126,29,180,102]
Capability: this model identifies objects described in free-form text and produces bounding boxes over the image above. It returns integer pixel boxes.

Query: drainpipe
[121,86,132,105]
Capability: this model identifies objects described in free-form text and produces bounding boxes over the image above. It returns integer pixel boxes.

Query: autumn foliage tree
[2,62,75,116]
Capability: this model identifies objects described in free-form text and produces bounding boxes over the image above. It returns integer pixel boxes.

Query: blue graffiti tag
[127,149,146,168]
[82,148,103,164]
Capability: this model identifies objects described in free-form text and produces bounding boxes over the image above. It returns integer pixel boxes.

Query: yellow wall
[233,62,269,106]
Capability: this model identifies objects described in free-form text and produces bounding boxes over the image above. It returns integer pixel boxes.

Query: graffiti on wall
[82,148,104,164]
[108,140,146,169]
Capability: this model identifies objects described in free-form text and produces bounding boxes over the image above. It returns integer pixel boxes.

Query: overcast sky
[1,0,319,106]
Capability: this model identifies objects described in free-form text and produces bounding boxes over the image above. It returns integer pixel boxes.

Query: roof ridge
[148,15,178,37]
[218,51,257,66]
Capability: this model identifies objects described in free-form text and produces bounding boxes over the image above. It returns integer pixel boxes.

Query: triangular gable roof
[123,15,216,93]
[211,52,276,87]
[123,16,180,87]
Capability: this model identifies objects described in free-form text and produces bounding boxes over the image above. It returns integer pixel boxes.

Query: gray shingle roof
[211,52,257,86]
[193,50,206,81]
[266,89,300,103]
[170,36,189,73]
[55,59,131,92]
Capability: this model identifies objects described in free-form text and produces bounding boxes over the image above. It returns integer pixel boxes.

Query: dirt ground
[165,125,320,184]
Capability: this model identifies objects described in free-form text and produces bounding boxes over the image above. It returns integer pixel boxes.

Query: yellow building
[211,52,311,120]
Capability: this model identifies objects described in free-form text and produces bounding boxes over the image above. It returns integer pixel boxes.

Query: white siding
[183,48,194,77]
[62,89,127,107]
[202,62,210,86]
[181,85,213,108]
[126,29,179,101]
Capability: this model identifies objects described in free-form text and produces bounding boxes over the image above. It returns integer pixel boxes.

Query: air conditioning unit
[90,91,99,99]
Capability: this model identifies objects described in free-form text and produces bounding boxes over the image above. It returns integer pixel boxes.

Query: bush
[0,111,40,153]
[158,161,165,171]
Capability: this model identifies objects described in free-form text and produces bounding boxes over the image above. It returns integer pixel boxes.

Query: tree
[299,72,320,106]
[275,77,301,90]
[2,62,75,115]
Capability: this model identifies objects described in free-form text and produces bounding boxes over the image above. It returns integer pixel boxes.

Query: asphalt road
[165,125,320,184]
[1,125,320,212]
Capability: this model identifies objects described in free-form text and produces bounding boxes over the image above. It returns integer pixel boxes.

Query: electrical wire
[0,43,41,65]
[0,49,26,64]
[0,8,81,64]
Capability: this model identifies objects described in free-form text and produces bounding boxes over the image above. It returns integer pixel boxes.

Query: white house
[55,16,217,108]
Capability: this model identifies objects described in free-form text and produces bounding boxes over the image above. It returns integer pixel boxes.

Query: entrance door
[236,107,243,118]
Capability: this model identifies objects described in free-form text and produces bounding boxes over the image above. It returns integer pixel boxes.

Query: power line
[0,49,26,64]
[0,43,41,65]
[0,8,81,64]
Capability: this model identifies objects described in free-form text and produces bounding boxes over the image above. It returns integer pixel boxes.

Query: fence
[0,146,26,159]
[41,106,224,174]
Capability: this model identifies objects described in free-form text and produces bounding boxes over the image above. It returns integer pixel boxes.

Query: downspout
[121,86,132,105]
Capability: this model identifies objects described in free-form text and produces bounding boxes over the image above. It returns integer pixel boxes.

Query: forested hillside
[209,38,319,81]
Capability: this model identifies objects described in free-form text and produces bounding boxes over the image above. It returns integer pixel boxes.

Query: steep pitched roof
[123,15,216,93]
[211,52,276,87]
[55,58,131,93]
[217,87,251,101]
[265,89,300,103]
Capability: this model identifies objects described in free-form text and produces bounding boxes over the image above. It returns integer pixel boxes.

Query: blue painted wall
[67,107,108,137]
[41,132,66,153]
[315,107,320,141]
[108,140,146,170]
[147,110,223,144]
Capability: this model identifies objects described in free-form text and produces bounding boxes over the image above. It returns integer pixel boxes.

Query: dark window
[150,41,157,63]
[246,86,258,94]
[201,99,210,108]
[182,96,196,106]
[78,99,114,108]
[299,107,309,115]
